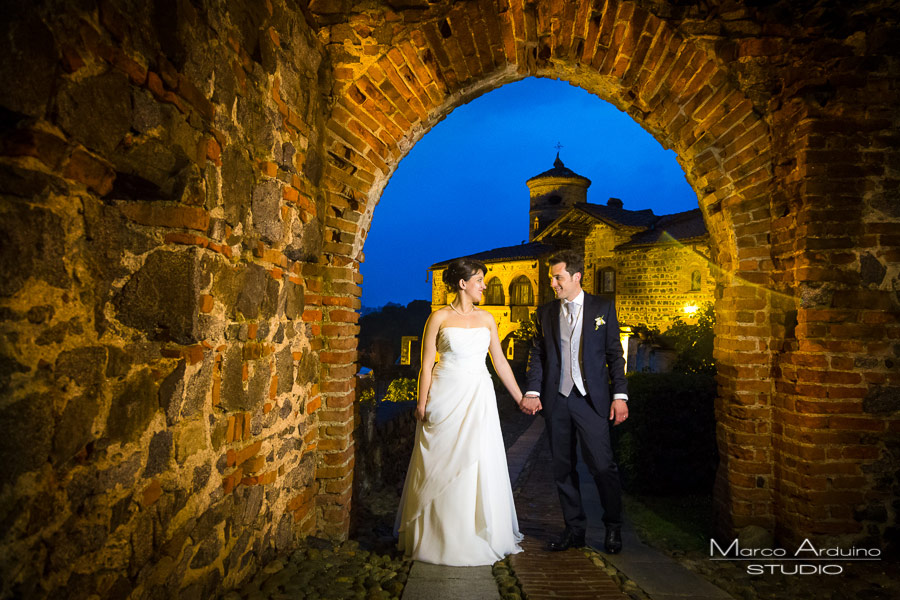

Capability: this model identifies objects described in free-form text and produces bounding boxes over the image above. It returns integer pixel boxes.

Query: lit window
[598,268,615,295]
[485,277,504,305]
[510,276,534,305]
[690,270,701,291]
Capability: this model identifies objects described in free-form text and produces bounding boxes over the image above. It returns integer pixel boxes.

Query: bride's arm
[485,315,524,408]
[416,311,442,421]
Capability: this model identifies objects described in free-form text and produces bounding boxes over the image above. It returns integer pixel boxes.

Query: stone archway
[317,0,776,541]
[310,0,899,548]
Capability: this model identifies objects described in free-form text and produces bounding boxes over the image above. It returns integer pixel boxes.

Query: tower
[525,154,591,242]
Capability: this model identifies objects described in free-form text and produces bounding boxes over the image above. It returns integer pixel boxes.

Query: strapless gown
[395,326,523,566]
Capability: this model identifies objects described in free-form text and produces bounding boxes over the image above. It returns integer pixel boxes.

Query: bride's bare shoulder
[474,308,497,328]
[428,306,452,326]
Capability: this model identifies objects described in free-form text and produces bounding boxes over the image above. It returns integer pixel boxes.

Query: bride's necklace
[449,301,475,316]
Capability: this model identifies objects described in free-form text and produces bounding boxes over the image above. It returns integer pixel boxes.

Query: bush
[382,377,418,403]
[612,372,718,495]
[630,302,715,375]
[665,303,715,375]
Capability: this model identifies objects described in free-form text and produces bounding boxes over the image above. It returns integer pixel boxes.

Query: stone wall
[615,242,715,329]
[583,221,641,297]
[0,1,353,598]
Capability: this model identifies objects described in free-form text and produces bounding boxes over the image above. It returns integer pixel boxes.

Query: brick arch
[317,0,779,541]
[310,0,900,551]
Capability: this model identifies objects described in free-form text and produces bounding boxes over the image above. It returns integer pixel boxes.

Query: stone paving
[508,430,631,600]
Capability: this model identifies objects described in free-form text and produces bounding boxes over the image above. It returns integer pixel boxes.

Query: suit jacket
[525,292,628,416]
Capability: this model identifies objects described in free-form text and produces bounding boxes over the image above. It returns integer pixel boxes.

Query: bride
[395,258,532,566]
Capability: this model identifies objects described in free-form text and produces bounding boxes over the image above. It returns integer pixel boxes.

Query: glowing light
[683,303,699,315]
[619,326,632,373]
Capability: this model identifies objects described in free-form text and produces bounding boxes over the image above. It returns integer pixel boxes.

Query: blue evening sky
[359,77,698,309]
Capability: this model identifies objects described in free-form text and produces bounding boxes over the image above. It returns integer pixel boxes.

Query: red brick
[1,128,68,168]
[63,149,115,195]
[120,202,209,231]
[306,395,322,414]
[244,455,266,474]
[257,470,277,485]
[317,436,350,451]
[328,309,359,323]
[212,371,221,407]
[141,480,162,507]
[316,461,354,480]
[302,310,322,322]
[322,446,354,466]
[226,416,236,444]
[232,441,260,467]
[165,232,208,247]
[184,344,205,365]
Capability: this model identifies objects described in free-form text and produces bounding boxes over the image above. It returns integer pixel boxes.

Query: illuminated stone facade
[431,159,716,343]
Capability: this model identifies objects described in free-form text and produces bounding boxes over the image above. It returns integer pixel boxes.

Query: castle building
[429,155,716,365]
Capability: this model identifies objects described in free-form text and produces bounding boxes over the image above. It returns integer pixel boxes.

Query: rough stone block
[234,263,269,320]
[251,179,283,243]
[221,345,250,412]
[143,430,173,478]
[57,70,133,156]
[107,368,158,446]
[0,393,52,486]
[114,249,204,344]
[0,201,70,296]
[175,418,208,464]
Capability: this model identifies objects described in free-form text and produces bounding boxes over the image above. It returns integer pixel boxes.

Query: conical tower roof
[526,153,591,185]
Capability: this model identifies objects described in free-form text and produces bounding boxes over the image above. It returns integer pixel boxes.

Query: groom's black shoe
[604,525,622,554]
[547,528,585,552]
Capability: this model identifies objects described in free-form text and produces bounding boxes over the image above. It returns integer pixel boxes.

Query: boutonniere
[594,316,605,330]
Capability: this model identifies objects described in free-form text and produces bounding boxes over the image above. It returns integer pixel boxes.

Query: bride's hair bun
[442,258,488,291]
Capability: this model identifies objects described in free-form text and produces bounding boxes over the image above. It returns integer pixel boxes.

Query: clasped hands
[519,393,542,415]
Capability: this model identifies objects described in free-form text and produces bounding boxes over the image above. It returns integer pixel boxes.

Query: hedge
[611,372,718,495]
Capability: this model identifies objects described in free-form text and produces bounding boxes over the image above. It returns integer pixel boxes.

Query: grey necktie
[565,301,575,328]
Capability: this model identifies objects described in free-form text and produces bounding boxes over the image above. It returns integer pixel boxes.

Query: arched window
[532,217,539,231]
[484,277,504,305]
[597,267,616,296]
[690,270,701,291]
[510,276,534,306]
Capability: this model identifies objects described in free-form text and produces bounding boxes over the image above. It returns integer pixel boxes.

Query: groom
[521,249,629,554]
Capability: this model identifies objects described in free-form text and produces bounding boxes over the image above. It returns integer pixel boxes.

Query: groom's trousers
[546,388,623,534]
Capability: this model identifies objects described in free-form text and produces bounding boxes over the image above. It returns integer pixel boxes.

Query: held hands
[609,398,628,426]
[519,393,542,416]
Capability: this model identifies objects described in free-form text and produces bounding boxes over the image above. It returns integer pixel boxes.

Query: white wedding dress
[395,326,523,566]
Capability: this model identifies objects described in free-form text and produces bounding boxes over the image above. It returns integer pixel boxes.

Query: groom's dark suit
[525,292,628,534]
